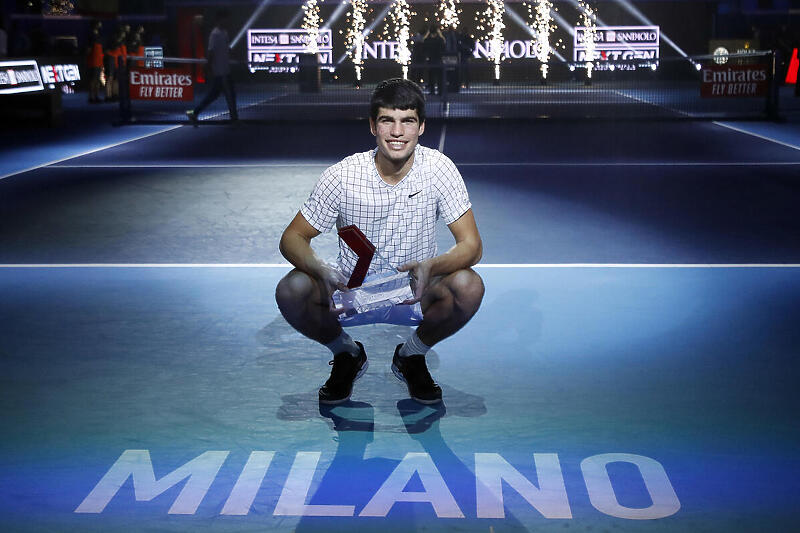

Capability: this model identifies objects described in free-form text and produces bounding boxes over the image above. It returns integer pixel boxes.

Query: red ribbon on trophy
[337,225,375,289]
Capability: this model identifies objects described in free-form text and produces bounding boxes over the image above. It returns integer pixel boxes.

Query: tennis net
[118,51,779,123]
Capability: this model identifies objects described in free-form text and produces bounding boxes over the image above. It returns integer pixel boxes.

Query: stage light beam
[232,0,274,48]
[323,0,350,30]
[612,0,698,68]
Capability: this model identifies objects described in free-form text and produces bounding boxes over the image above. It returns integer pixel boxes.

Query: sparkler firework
[438,0,460,30]
[345,0,368,81]
[477,0,505,81]
[302,0,322,55]
[578,0,597,80]
[531,0,554,80]
[389,0,413,78]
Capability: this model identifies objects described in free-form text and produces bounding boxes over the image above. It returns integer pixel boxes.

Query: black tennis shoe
[391,344,442,404]
[318,341,368,404]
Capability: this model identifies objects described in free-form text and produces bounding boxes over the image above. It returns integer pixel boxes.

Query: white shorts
[338,300,423,327]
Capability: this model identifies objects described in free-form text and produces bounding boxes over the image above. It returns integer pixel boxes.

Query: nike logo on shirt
[408,190,422,198]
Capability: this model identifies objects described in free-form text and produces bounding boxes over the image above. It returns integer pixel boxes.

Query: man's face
[370,106,425,165]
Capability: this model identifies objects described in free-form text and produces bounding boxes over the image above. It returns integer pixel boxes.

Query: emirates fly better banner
[129,69,193,101]
[700,64,768,98]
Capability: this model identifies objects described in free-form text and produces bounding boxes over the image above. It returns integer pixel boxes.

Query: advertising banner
[0,60,45,95]
[248,29,334,73]
[129,69,194,101]
[574,26,660,70]
[700,64,769,98]
[708,39,760,65]
[144,47,164,68]
[39,63,81,85]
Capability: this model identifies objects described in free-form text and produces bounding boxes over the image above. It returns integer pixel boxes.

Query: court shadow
[263,308,489,425]
[277,380,486,432]
[288,399,524,530]
[291,401,393,533]
[255,313,439,366]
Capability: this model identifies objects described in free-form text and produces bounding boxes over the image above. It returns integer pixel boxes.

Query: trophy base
[333,271,414,318]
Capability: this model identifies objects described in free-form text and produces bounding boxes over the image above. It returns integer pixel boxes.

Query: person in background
[458,30,474,89]
[129,25,145,68]
[410,25,426,85]
[86,25,104,103]
[118,25,128,69]
[186,9,238,124]
[104,29,121,102]
[423,23,445,95]
[443,26,460,92]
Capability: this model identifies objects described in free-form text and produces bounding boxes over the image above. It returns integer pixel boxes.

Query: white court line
[49,161,800,169]
[713,121,800,152]
[0,263,798,268]
[438,102,450,153]
[611,89,693,118]
[0,126,181,181]
[476,263,800,268]
[458,161,800,167]
[53,163,332,168]
[198,92,285,121]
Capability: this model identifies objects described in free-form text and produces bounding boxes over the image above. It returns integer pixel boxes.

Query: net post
[119,56,132,124]
[441,62,449,109]
[767,50,780,121]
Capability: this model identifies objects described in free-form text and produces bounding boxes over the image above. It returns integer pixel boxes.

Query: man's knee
[445,268,485,312]
[275,269,320,310]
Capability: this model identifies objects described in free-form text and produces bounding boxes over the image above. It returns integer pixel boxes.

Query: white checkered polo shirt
[301,144,472,276]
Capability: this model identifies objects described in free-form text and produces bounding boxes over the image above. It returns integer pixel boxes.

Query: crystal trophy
[331,225,414,319]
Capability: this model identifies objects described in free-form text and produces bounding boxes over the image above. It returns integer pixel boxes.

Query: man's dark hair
[370,78,426,123]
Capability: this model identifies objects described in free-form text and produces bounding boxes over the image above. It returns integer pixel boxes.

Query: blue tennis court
[1,112,799,532]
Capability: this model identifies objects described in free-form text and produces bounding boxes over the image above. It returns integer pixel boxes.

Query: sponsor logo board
[248,29,333,73]
[39,63,81,84]
[573,26,660,71]
[145,47,164,68]
[129,69,194,101]
[0,60,45,94]
[700,64,769,97]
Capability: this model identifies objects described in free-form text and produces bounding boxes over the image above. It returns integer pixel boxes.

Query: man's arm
[399,208,482,301]
[280,211,347,291]
[431,208,482,276]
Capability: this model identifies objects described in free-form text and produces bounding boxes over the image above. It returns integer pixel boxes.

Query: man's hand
[316,263,348,296]
[398,259,433,304]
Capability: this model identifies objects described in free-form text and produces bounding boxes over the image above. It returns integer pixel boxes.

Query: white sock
[399,331,431,358]
[325,331,360,357]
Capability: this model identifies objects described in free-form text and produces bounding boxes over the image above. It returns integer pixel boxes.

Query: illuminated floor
[1,116,799,532]
[1,266,799,531]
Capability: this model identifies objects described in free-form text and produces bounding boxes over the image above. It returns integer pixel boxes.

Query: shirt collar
[372,144,421,188]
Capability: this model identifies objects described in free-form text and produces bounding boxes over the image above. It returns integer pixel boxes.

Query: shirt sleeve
[434,154,472,225]
[300,165,341,233]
